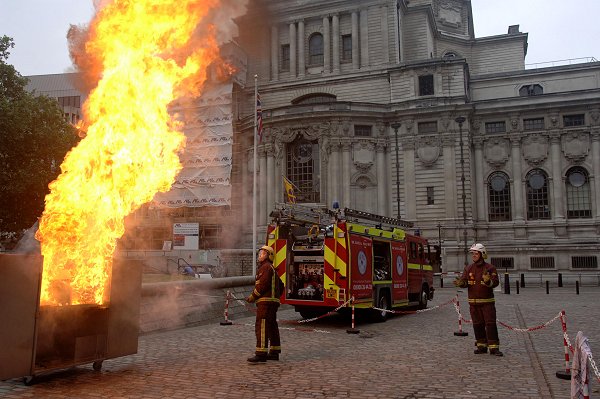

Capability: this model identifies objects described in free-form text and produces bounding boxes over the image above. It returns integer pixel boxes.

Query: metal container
[0,254,142,383]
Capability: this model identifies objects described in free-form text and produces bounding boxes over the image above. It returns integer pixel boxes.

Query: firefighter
[454,243,503,356]
[246,245,283,363]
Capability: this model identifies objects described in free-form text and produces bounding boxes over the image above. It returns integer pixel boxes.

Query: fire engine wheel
[418,288,429,310]
[373,294,390,322]
[92,361,103,371]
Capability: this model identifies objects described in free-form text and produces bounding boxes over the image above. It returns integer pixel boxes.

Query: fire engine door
[273,239,287,299]
[349,234,372,301]
[391,241,408,304]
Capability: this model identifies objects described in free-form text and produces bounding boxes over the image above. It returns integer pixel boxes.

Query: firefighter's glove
[246,295,255,303]
[482,272,491,284]
[453,278,462,287]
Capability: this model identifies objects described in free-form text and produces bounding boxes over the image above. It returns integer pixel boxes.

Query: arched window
[566,167,591,218]
[286,138,320,203]
[488,172,511,221]
[526,169,550,220]
[519,84,543,96]
[292,93,337,105]
[309,33,324,65]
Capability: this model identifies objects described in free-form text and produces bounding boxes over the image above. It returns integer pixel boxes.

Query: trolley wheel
[92,360,103,371]
[23,376,35,385]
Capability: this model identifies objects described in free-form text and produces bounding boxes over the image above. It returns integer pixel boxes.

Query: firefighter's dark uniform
[247,258,282,361]
[456,259,501,354]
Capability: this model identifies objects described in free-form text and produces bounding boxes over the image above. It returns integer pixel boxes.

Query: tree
[0,36,79,248]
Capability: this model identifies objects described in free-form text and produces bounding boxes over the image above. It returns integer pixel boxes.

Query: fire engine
[266,203,434,321]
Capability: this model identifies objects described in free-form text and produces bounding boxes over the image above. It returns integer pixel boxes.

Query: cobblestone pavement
[1,287,599,398]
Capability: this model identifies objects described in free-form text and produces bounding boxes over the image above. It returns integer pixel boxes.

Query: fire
[36,0,222,305]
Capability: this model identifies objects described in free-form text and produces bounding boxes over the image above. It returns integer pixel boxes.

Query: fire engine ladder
[342,208,414,228]
[270,203,334,227]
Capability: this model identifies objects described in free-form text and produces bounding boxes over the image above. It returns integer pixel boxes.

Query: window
[418,75,434,96]
[426,186,434,205]
[488,172,511,221]
[281,44,290,71]
[519,84,543,96]
[526,169,550,220]
[57,95,81,108]
[563,114,585,127]
[342,34,352,61]
[530,257,555,269]
[523,117,545,131]
[566,167,591,218]
[292,93,337,105]
[485,121,506,134]
[286,139,320,203]
[418,121,437,134]
[309,33,324,65]
[490,257,514,270]
[442,52,458,59]
[354,125,372,137]
[571,256,598,269]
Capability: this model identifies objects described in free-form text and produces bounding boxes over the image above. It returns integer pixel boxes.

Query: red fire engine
[266,204,434,321]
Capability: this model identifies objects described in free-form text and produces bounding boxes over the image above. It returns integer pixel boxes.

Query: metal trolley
[0,254,142,384]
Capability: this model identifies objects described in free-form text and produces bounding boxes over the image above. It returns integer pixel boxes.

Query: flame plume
[36,0,221,305]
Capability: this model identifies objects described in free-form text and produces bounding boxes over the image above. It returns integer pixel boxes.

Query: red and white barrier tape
[295,297,354,324]
[372,297,456,315]
[233,322,331,334]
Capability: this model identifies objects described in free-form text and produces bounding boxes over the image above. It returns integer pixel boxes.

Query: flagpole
[252,74,258,276]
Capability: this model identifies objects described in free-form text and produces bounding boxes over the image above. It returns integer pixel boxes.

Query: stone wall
[139,276,255,334]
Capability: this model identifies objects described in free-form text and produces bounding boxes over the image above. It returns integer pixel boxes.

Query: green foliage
[0,36,80,247]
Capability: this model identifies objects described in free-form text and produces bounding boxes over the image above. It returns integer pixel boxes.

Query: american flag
[256,92,263,143]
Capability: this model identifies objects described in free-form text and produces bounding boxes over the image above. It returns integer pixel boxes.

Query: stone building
[233,0,600,273]
[24,0,600,275]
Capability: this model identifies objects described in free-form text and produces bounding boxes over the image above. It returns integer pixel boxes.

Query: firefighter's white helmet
[259,245,275,262]
[469,243,487,259]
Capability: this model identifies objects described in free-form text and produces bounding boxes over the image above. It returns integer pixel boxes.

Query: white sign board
[173,223,199,250]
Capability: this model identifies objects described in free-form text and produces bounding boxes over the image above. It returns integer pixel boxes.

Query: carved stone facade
[232,0,600,272]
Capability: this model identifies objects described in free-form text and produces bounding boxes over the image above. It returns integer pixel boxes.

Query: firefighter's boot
[266,352,279,361]
[473,346,488,354]
[489,348,504,357]
[247,354,267,364]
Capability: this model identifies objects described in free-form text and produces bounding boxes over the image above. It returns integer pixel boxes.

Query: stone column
[332,14,340,74]
[381,6,390,64]
[592,131,600,217]
[258,146,267,224]
[342,142,352,208]
[289,22,297,77]
[266,144,275,216]
[549,132,565,219]
[376,142,387,216]
[323,16,331,73]
[473,137,485,221]
[510,137,524,221]
[442,136,457,219]
[298,20,305,78]
[270,25,278,81]
[359,8,369,68]
[328,140,340,205]
[403,137,416,219]
[351,11,359,70]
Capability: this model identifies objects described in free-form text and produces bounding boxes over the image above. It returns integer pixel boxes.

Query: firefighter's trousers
[255,302,281,356]
[469,302,500,350]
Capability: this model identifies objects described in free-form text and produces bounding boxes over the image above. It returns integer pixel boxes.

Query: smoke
[12,220,41,254]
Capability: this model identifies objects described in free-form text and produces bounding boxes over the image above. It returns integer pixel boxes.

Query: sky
[1,0,599,76]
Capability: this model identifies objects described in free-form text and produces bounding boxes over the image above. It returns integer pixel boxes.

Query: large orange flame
[36,0,221,305]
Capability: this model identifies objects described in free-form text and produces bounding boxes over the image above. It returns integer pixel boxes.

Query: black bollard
[558,273,563,288]
[576,281,580,295]
[520,273,525,288]
[546,280,549,294]
[440,274,444,288]
[504,273,510,295]
[516,280,520,294]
